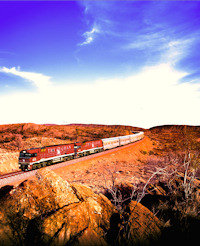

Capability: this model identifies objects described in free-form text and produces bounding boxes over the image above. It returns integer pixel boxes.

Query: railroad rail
[0,171,23,180]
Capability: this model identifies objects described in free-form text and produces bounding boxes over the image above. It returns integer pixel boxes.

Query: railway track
[0,170,23,180]
[0,138,145,188]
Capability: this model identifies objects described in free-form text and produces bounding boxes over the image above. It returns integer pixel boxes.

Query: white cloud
[0,63,200,128]
[125,33,195,65]
[165,38,194,64]
[126,32,166,51]
[0,66,52,91]
[79,24,100,46]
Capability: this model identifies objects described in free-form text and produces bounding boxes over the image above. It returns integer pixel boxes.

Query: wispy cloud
[0,66,52,91]
[78,0,200,82]
[79,24,100,46]
[123,29,197,68]
[78,1,115,47]
[165,39,190,64]
[125,31,167,50]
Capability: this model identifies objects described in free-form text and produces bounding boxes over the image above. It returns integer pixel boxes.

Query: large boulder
[123,201,162,245]
[4,168,80,220]
[0,168,116,246]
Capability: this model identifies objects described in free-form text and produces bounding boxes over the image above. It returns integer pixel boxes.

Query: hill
[0,123,145,151]
[0,123,145,173]
[148,124,200,156]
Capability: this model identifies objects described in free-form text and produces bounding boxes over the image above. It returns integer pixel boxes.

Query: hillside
[148,125,200,156]
[0,123,145,173]
[0,123,144,151]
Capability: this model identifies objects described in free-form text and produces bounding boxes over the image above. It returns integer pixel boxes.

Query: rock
[6,168,79,220]
[96,193,116,231]
[36,168,79,208]
[0,185,13,199]
[71,183,116,232]
[10,179,54,219]
[75,228,108,246]
[71,183,98,201]
[39,190,116,245]
[0,168,116,246]
[126,201,162,245]
[41,202,90,245]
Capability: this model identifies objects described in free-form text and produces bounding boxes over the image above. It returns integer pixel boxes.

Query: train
[18,131,144,171]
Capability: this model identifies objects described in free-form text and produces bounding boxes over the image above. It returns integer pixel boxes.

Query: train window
[19,153,37,158]
[74,146,81,149]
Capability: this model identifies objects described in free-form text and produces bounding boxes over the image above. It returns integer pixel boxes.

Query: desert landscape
[1,0,200,245]
[0,123,200,245]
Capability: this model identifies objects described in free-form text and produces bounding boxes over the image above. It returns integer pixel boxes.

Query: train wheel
[42,162,47,167]
[47,161,52,166]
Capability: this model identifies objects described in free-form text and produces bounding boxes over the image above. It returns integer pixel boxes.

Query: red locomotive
[74,140,103,157]
[19,140,103,171]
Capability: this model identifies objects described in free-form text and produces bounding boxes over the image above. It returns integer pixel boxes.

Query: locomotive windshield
[19,152,37,158]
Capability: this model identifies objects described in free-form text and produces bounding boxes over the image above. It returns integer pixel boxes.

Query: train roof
[102,132,143,141]
[20,142,74,152]
[101,137,119,141]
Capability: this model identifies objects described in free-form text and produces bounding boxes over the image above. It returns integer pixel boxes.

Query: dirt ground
[53,137,153,193]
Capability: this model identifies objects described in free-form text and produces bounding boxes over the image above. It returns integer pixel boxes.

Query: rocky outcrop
[0,168,163,246]
[0,168,115,246]
[126,201,162,245]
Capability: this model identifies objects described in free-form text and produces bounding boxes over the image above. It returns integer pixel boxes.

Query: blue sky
[0,1,200,128]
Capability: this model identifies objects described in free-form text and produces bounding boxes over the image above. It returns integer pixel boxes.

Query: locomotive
[18,132,144,171]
